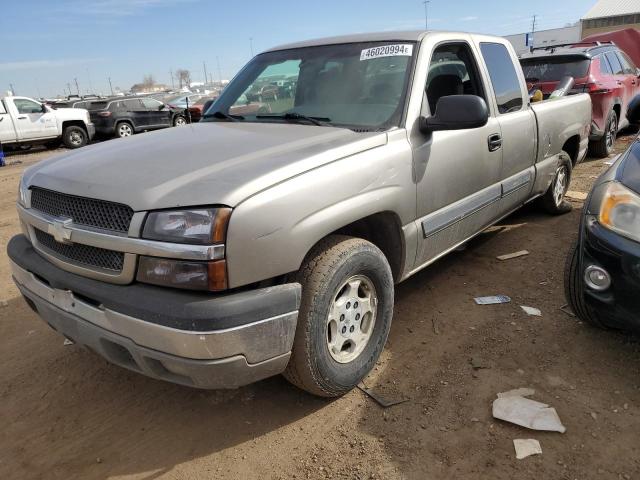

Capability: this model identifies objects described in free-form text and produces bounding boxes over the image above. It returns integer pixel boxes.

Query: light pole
[108,77,114,96]
[74,78,80,96]
[216,56,222,84]
[250,37,254,57]
[423,0,430,30]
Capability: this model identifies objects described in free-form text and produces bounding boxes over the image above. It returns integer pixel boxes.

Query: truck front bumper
[87,123,96,141]
[8,235,301,389]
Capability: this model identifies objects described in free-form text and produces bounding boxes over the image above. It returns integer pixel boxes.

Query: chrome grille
[34,229,125,272]
[30,187,134,233]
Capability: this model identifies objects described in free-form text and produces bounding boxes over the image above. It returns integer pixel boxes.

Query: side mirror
[420,95,489,133]
[202,99,215,115]
[41,103,48,113]
[159,104,165,110]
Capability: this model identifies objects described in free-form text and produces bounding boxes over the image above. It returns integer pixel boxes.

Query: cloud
[0,58,100,72]
[460,16,478,21]
[71,0,197,16]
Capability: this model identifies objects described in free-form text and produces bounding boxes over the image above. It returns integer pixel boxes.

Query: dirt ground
[1,135,639,480]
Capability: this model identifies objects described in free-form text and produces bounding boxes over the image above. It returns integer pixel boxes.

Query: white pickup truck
[0,96,95,150]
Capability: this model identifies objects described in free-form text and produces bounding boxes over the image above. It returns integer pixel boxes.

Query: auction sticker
[360,44,413,61]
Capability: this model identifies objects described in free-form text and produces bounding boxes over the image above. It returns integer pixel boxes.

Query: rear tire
[115,122,134,138]
[62,126,88,149]
[589,110,617,158]
[564,240,608,329]
[284,235,394,397]
[541,151,572,215]
[173,115,186,126]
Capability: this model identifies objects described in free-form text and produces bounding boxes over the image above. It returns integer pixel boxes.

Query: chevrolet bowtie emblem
[48,218,73,245]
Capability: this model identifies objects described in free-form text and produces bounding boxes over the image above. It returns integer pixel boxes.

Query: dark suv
[88,97,187,138]
[520,41,640,158]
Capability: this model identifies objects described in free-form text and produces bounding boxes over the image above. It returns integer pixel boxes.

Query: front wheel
[541,151,572,215]
[62,126,88,149]
[284,236,394,397]
[173,115,186,127]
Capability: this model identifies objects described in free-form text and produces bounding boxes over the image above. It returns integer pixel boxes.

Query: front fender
[225,133,415,288]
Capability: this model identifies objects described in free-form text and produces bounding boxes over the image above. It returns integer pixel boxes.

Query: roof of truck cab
[265,31,432,52]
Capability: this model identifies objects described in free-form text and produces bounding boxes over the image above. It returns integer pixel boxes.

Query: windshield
[520,56,590,82]
[204,41,416,130]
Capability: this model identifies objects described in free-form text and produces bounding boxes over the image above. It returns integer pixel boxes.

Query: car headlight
[599,182,640,243]
[17,177,27,207]
[138,207,231,291]
[142,207,231,245]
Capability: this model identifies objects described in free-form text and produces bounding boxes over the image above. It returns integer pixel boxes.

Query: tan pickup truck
[8,31,590,396]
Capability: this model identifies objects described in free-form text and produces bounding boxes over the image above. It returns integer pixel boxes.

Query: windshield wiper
[203,111,245,121]
[256,112,331,127]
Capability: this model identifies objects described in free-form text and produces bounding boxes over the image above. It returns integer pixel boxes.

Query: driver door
[10,98,57,140]
[141,98,172,127]
[412,41,503,268]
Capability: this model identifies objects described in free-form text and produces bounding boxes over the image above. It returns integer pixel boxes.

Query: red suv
[520,42,640,157]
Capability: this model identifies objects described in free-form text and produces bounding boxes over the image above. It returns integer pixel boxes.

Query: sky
[0,0,596,98]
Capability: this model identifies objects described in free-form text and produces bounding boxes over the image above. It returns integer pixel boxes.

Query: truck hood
[24,122,387,211]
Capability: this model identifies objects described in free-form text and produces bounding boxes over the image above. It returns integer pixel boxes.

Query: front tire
[541,151,572,215]
[589,110,617,158]
[284,236,394,397]
[62,126,88,149]
[173,115,186,127]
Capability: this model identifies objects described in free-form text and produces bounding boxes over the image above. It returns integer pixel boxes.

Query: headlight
[17,177,27,207]
[142,207,231,244]
[139,207,231,291]
[599,182,640,243]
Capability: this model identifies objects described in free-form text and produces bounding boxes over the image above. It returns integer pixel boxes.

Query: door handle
[17,116,27,120]
[488,134,502,152]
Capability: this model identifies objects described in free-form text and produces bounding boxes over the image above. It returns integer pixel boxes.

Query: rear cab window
[480,42,524,114]
[616,51,636,74]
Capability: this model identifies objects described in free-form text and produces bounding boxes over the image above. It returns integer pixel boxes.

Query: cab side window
[426,42,485,114]
[617,51,636,75]
[598,54,613,75]
[479,42,523,114]
[0,101,6,114]
[605,52,624,75]
[142,98,163,110]
[13,99,42,114]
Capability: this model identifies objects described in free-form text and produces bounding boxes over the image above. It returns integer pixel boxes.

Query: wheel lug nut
[354,302,358,308]
[346,302,351,309]
[341,326,347,334]
[355,313,360,320]
[340,314,345,322]
[349,326,355,333]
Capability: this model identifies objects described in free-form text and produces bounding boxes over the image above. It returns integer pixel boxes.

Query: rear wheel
[62,126,88,149]
[589,110,617,158]
[284,235,394,397]
[564,241,608,329]
[115,122,133,138]
[541,151,572,215]
[173,115,186,126]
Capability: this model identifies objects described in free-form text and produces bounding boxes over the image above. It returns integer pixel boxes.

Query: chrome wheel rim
[175,117,186,126]
[326,274,377,364]
[606,116,617,150]
[553,165,568,206]
[69,132,83,146]
[118,124,132,137]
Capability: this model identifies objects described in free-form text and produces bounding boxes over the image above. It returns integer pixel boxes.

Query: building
[581,0,640,38]
[130,83,169,94]
[504,24,580,56]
